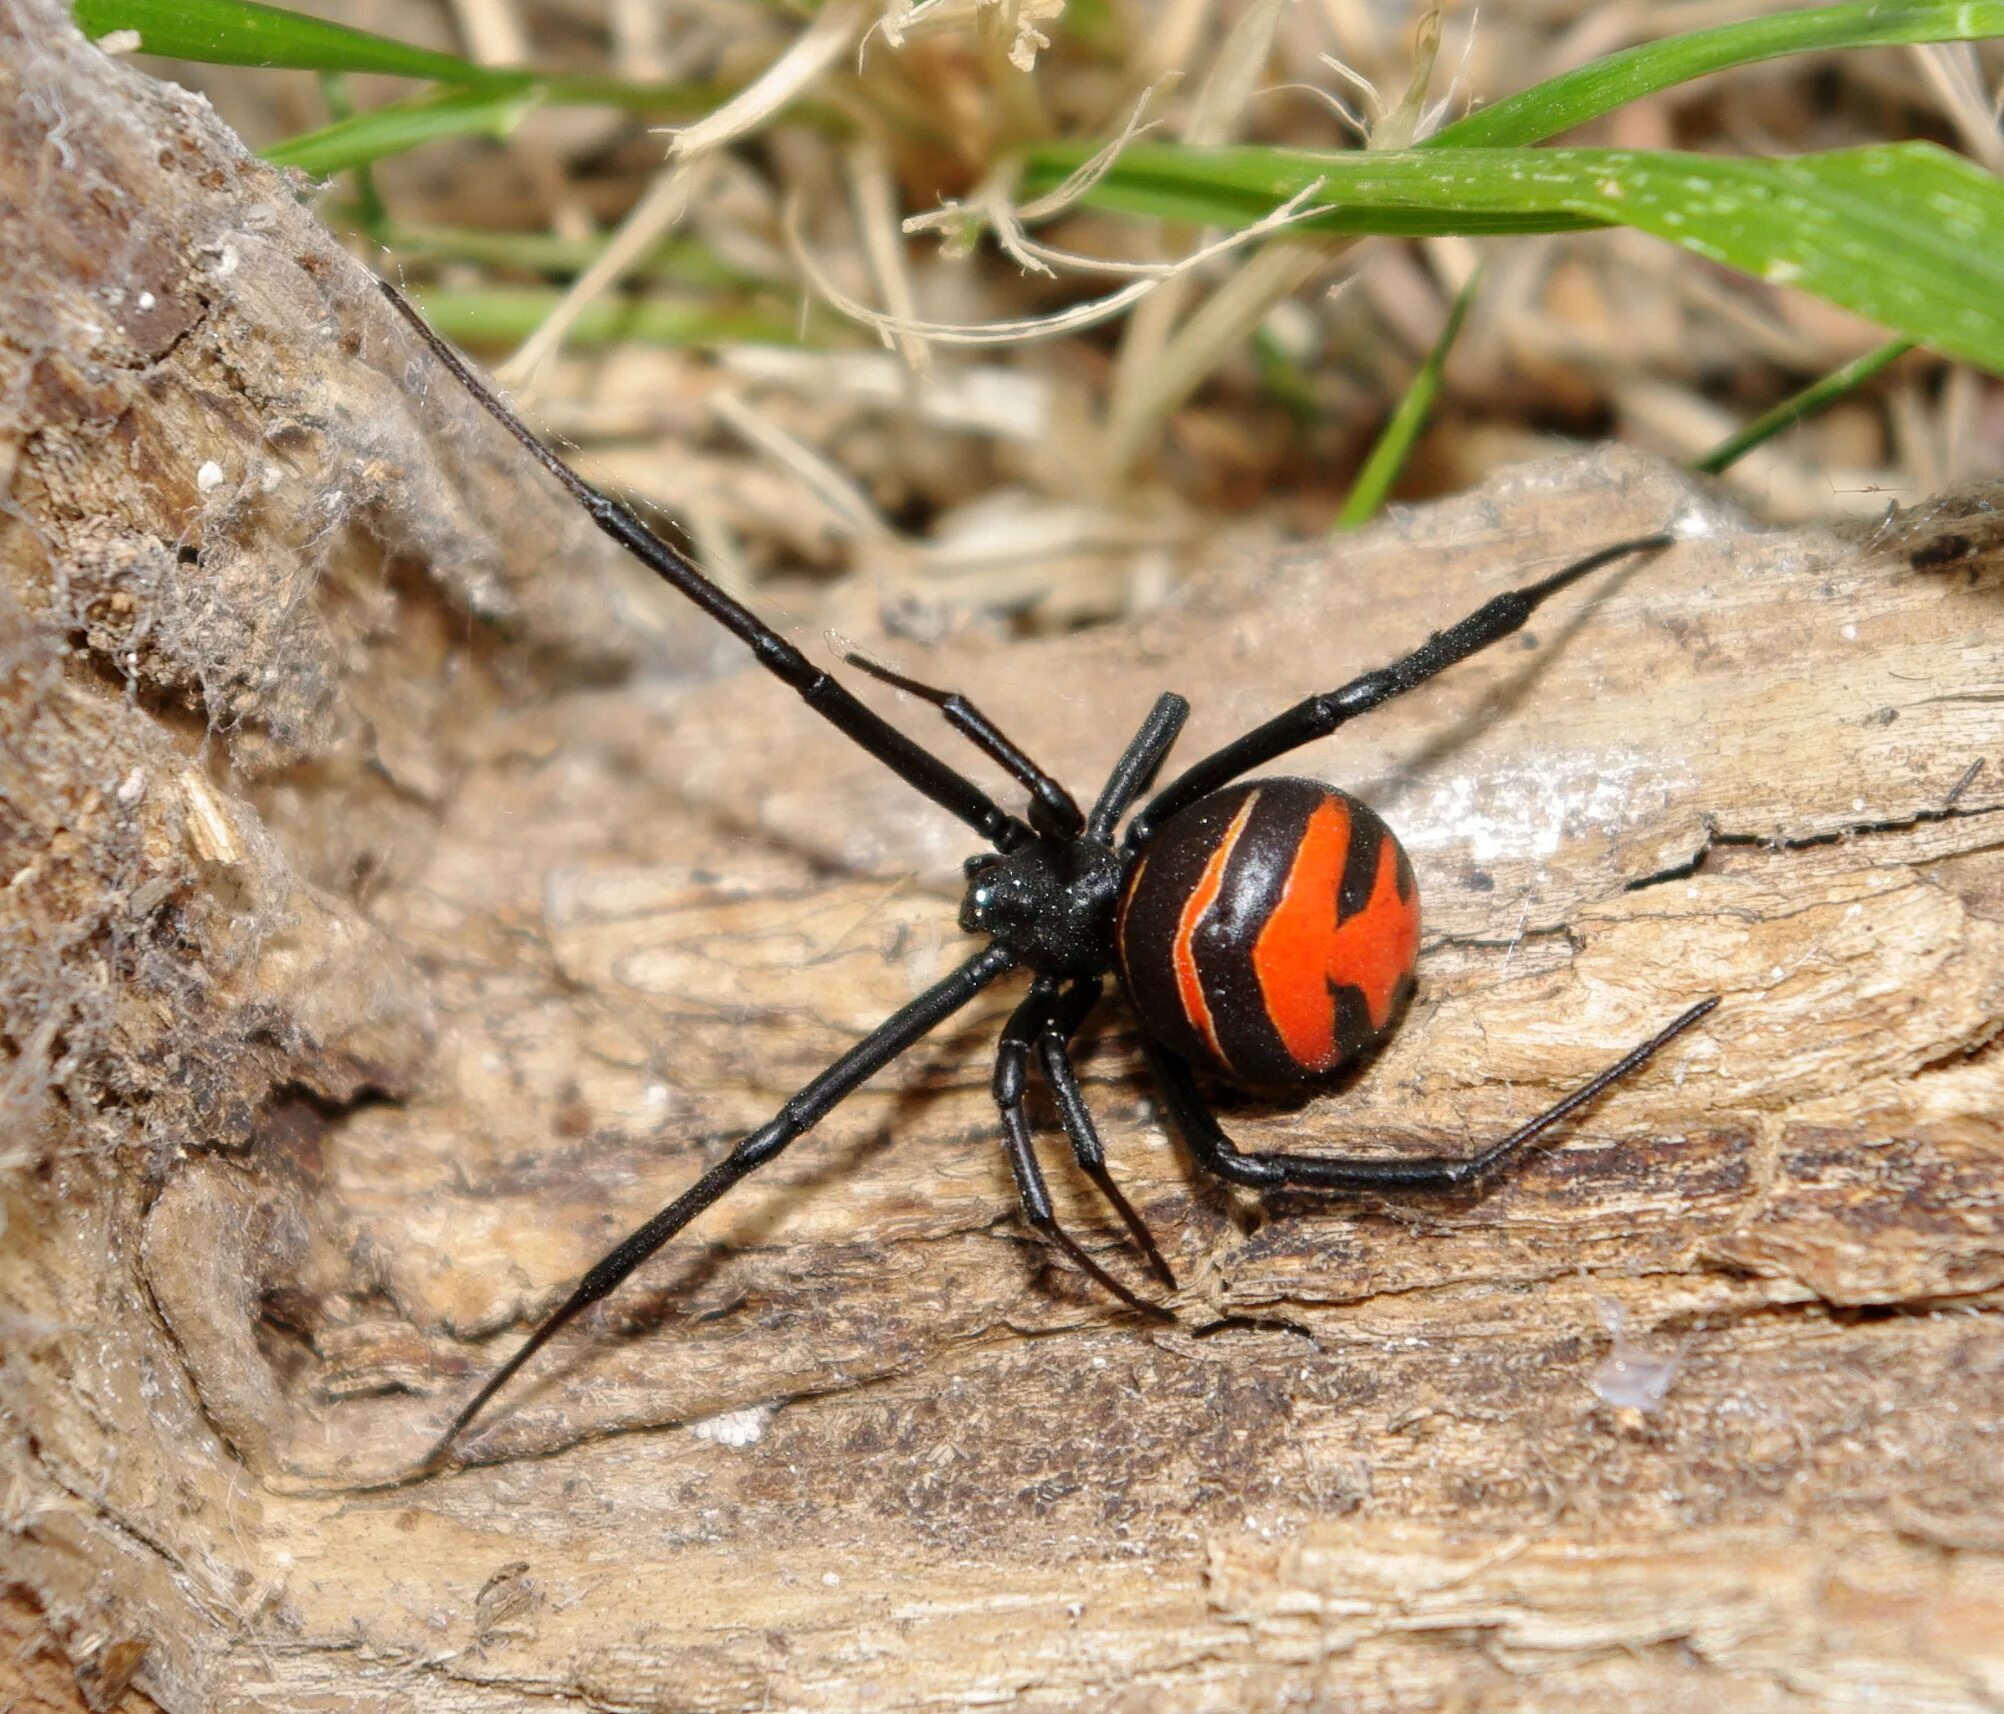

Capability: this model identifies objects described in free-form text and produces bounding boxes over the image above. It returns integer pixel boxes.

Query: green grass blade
[75,0,516,85]
[411,286,803,349]
[1695,336,1915,474]
[1435,0,2004,148]
[78,0,727,121]
[265,77,727,175]
[1021,142,1598,233]
[265,88,545,176]
[1336,269,1480,530]
[316,72,388,234]
[532,73,735,116]
[352,222,765,289]
[1020,142,2004,375]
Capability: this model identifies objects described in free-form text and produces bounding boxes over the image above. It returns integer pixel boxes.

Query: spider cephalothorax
[377,281,1718,1474]
[960,833,1126,974]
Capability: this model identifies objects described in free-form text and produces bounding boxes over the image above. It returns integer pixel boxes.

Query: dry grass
[151,0,2004,637]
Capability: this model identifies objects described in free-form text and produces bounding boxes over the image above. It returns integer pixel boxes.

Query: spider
[379,282,1717,1472]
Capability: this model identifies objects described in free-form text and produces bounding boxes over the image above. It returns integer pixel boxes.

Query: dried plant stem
[1102,238,1356,484]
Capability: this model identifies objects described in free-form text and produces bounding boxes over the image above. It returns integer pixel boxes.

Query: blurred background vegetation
[81,0,2004,641]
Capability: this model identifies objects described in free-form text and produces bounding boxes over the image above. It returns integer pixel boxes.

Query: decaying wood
[5,4,2004,1710]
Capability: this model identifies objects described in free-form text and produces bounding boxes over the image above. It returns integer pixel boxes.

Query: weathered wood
[4,3,2003,1709]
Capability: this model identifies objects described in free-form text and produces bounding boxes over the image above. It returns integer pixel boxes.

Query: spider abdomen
[1116,778,1420,1086]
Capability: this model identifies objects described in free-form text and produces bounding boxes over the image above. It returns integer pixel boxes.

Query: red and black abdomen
[1116,778,1420,1086]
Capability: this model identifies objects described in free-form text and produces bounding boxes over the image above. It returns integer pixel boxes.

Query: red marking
[1253,800,1420,1073]
[1171,791,1260,1073]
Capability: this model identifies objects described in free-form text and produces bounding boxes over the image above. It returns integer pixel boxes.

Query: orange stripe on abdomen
[1253,799,1420,1073]
[1170,789,1261,1074]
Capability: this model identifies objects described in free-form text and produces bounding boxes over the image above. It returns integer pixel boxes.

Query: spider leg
[419,942,1018,1472]
[378,280,1034,855]
[1127,535,1675,847]
[838,646,1083,838]
[1145,997,1717,1191]
[1036,979,1177,1289]
[1089,693,1189,843]
[996,980,1175,1320]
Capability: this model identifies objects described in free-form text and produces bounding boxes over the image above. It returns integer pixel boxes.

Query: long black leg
[420,942,1018,1470]
[1089,693,1189,842]
[995,981,1173,1320]
[839,646,1084,838]
[378,280,1034,855]
[1146,997,1717,1191]
[1037,980,1177,1288]
[1127,535,1674,848]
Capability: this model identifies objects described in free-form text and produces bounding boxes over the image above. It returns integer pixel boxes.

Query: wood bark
[4,3,2004,1709]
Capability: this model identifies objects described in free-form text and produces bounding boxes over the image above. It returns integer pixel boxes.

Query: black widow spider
[379,282,1717,1472]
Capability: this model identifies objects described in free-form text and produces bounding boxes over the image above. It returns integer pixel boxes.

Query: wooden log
[3,3,2002,1709]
